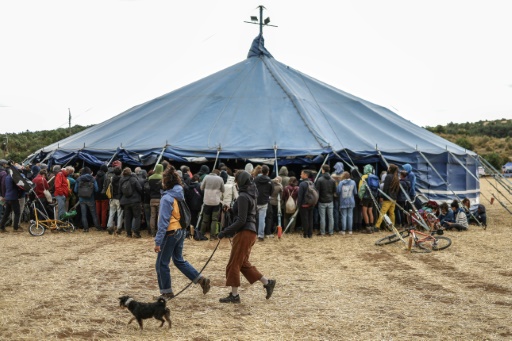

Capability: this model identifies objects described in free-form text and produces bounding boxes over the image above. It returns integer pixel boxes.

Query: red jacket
[33,174,50,199]
[54,170,69,197]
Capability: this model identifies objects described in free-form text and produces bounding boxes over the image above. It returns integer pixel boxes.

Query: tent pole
[154,145,167,171]
[418,150,484,228]
[472,154,512,192]
[212,146,221,171]
[107,148,120,167]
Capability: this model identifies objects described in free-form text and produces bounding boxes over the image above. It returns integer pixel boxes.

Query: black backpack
[303,180,319,206]
[121,178,134,198]
[177,199,191,229]
[78,179,94,198]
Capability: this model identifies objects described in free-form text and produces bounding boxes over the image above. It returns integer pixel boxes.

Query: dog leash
[170,238,222,299]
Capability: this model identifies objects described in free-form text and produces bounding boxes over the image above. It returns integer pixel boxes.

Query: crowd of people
[0,158,486,236]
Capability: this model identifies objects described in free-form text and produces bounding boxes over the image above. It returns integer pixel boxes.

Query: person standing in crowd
[278,166,290,188]
[200,169,224,240]
[32,169,53,219]
[95,164,109,230]
[217,170,276,303]
[148,164,164,237]
[106,166,124,235]
[297,169,315,238]
[119,167,143,238]
[315,164,336,236]
[0,170,23,232]
[350,167,363,232]
[74,167,101,232]
[137,169,151,232]
[267,176,283,237]
[374,164,400,232]
[66,168,77,211]
[53,165,71,221]
[396,170,411,227]
[331,162,345,233]
[337,171,357,235]
[282,176,299,233]
[402,163,417,207]
[154,166,211,300]
[254,165,274,241]
[220,171,238,231]
[358,164,376,234]
[185,174,203,234]
[0,159,8,221]
[198,165,210,182]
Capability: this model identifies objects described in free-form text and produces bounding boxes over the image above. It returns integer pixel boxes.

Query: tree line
[1,120,510,170]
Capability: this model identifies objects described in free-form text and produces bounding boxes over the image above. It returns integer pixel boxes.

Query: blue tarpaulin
[30,34,479,202]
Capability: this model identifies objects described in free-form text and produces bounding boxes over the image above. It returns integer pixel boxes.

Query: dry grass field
[0,180,511,341]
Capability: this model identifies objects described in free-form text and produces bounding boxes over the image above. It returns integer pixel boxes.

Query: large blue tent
[29,35,479,202]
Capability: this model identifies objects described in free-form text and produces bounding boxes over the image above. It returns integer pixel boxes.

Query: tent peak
[247,34,273,59]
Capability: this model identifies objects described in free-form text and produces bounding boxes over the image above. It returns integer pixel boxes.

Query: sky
[1,0,511,134]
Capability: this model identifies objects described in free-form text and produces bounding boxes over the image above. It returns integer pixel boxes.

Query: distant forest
[1,119,511,169]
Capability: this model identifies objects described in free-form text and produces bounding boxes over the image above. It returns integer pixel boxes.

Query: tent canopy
[29,34,479,202]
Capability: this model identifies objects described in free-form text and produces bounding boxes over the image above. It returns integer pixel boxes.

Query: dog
[118,295,171,330]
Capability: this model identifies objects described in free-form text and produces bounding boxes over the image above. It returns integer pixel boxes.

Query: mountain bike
[375,226,451,253]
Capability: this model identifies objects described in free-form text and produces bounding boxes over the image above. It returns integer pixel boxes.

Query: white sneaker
[348,231,353,235]
[340,231,346,235]
[268,234,274,238]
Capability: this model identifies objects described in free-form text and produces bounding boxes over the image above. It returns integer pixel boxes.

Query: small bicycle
[28,200,76,236]
[375,226,452,253]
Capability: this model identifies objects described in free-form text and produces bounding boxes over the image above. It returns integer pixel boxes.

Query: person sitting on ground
[462,198,487,227]
[438,202,455,228]
[444,200,468,231]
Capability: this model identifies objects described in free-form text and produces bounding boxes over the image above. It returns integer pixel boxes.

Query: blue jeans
[340,207,354,232]
[256,203,268,238]
[80,200,99,229]
[155,229,201,294]
[56,195,67,220]
[318,202,334,235]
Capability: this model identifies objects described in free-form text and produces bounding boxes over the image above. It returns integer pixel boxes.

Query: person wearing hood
[119,167,143,238]
[278,166,290,188]
[402,163,417,207]
[154,166,211,300]
[254,165,274,240]
[315,164,337,236]
[217,170,276,303]
[148,164,164,237]
[244,163,254,175]
[198,165,210,182]
[358,164,376,234]
[337,171,357,235]
[94,164,109,229]
[331,162,345,232]
[74,167,101,232]
[220,171,239,229]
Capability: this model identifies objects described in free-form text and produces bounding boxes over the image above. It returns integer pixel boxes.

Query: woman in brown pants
[217,170,276,303]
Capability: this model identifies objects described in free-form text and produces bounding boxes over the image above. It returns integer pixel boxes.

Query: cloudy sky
[1,0,511,134]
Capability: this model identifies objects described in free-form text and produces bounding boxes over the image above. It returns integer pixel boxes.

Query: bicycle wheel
[375,230,409,245]
[407,236,432,253]
[59,221,76,233]
[432,236,452,251]
[417,236,451,252]
[29,222,46,236]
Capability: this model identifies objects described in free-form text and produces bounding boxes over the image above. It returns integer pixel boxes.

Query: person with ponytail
[154,166,210,300]
[374,164,400,232]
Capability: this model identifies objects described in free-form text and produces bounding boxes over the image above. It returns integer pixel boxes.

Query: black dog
[118,295,171,330]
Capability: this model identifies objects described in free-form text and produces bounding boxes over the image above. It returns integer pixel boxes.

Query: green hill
[1,120,510,169]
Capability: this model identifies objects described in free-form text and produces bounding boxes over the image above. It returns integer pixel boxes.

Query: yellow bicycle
[28,200,76,236]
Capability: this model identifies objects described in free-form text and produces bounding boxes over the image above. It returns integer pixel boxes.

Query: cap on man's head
[0,159,7,166]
